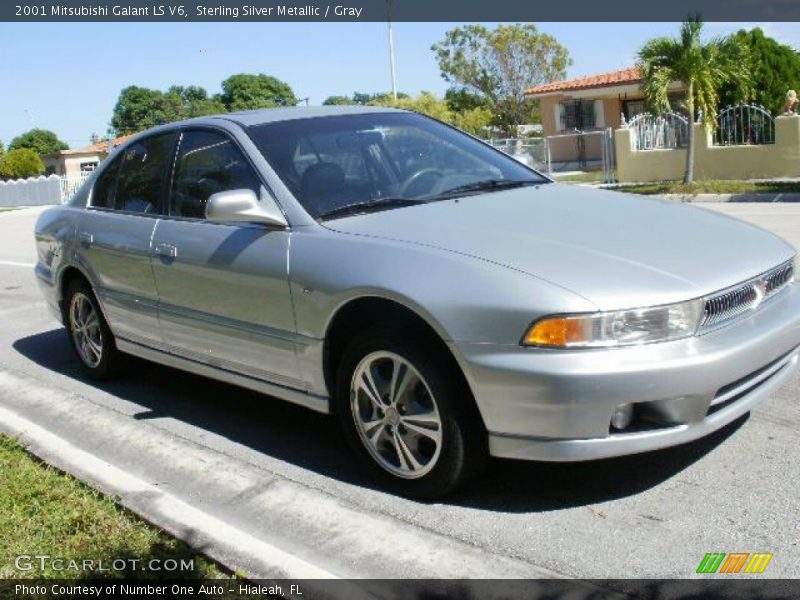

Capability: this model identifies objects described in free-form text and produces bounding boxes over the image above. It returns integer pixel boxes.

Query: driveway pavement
[0,206,798,584]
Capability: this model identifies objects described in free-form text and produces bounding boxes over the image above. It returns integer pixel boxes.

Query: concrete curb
[0,366,567,585]
[0,402,339,581]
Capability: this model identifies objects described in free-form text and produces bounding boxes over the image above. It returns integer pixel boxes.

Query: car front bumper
[453,283,800,461]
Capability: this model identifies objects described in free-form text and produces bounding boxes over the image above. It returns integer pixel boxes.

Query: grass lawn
[0,434,229,579]
[611,180,800,195]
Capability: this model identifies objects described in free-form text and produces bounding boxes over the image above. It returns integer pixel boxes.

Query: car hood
[323,184,795,311]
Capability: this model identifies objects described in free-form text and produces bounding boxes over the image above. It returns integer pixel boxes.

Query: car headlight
[522,299,704,348]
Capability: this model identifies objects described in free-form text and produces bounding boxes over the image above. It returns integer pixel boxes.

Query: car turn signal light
[523,317,583,347]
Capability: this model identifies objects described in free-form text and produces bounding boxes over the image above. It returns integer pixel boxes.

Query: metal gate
[540,128,616,183]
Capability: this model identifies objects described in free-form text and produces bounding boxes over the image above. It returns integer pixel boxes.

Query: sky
[1,21,800,148]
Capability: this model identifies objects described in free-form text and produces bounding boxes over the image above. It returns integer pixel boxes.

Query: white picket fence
[0,173,90,207]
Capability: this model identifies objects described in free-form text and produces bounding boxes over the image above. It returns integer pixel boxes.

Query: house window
[80,161,99,173]
[623,100,646,120]
[560,100,596,131]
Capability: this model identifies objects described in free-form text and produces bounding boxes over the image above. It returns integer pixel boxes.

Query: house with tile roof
[41,134,134,178]
[526,67,684,167]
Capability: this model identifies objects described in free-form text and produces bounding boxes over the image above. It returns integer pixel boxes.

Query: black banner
[4,0,800,22]
[1,579,799,600]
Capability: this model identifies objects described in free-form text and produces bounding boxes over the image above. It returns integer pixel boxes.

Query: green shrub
[0,148,45,180]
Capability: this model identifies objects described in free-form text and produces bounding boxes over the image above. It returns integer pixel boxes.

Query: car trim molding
[116,338,330,414]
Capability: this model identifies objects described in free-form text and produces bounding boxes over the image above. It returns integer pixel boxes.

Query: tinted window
[90,154,122,209]
[246,112,546,218]
[170,130,261,219]
[114,134,174,214]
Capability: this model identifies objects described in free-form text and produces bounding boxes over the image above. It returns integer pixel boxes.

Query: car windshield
[246,112,548,219]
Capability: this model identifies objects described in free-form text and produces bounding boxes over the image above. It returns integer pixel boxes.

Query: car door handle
[78,232,93,246]
[154,242,178,258]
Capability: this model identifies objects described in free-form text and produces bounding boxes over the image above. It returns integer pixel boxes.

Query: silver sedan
[34,107,800,497]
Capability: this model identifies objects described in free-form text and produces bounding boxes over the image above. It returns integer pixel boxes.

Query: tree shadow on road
[14,328,744,514]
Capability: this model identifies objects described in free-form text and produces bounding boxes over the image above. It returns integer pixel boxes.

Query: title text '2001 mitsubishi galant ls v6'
[35,107,800,497]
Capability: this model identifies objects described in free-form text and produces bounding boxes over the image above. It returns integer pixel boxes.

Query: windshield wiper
[317,197,426,220]
[428,179,541,200]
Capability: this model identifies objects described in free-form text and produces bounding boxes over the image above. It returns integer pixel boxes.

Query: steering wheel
[399,168,445,197]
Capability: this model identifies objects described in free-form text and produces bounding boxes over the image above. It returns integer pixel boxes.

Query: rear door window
[90,154,122,209]
[112,133,175,214]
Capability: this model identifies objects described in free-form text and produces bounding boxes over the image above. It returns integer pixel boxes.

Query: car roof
[109,105,409,154]
[197,105,406,128]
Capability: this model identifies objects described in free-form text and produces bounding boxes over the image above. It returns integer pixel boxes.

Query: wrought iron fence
[59,172,92,202]
[627,112,689,150]
[714,104,775,146]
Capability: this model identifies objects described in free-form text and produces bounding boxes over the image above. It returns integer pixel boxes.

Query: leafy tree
[325,92,409,106]
[110,75,297,135]
[0,148,45,179]
[370,92,492,137]
[323,95,357,106]
[718,27,800,114]
[8,129,68,155]
[0,140,4,160]
[445,87,490,113]
[219,74,297,111]
[166,85,226,118]
[432,24,570,135]
[638,17,750,183]
[111,86,183,135]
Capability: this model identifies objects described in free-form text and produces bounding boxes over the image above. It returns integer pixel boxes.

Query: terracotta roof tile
[76,134,135,154]
[526,67,642,96]
[89,134,134,152]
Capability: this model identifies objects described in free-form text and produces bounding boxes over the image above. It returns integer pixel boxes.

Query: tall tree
[110,86,183,135]
[718,27,800,115]
[432,24,570,135]
[445,87,490,113]
[324,92,409,106]
[166,85,226,118]
[638,17,749,183]
[8,129,68,155]
[219,74,297,111]
[370,92,493,137]
[322,95,356,106]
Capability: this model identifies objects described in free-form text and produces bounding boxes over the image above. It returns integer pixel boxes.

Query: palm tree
[637,17,750,183]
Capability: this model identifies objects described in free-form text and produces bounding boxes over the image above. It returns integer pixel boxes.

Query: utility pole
[386,0,397,100]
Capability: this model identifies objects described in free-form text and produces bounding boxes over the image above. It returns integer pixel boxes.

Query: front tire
[64,279,121,380]
[335,327,487,498]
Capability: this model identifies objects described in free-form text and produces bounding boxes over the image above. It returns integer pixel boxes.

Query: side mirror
[205,188,288,227]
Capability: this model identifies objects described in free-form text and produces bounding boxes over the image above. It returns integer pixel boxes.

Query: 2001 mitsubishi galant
[35,107,800,497]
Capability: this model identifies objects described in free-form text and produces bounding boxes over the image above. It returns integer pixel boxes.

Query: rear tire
[64,279,122,380]
[335,326,487,498]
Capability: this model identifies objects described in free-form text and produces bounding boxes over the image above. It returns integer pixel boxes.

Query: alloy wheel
[69,292,104,368]
[350,351,443,479]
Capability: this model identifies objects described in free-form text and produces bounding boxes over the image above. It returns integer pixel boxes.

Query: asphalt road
[0,204,798,582]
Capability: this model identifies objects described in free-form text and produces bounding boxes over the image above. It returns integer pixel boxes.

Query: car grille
[700,260,794,330]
